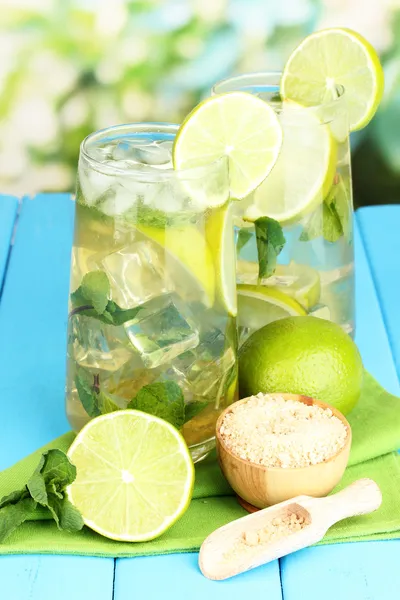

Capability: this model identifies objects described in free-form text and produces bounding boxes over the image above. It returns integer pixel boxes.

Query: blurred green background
[1,0,400,207]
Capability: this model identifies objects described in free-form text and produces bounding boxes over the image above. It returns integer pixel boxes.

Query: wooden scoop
[199,478,382,580]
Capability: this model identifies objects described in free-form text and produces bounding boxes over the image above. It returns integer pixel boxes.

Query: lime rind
[173,92,283,200]
[67,410,194,542]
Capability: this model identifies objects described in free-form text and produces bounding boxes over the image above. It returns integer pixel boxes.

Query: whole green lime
[239,316,363,415]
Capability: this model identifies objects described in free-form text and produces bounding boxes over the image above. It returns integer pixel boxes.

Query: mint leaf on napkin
[128,381,186,429]
[70,271,142,325]
[254,216,286,280]
[0,450,83,542]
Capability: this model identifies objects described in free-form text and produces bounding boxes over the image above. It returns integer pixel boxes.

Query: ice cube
[113,139,172,168]
[101,241,171,309]
[68,315,134,373]
[173,328,235,398]
[98,183,138,216]
[124,294,199,368]
[78,164,116,206]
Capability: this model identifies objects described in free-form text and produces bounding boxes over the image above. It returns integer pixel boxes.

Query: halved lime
[206,203,237,316]
[281,28,384,132]
[238,284,307,334]
[244,101,337,226]
[237,261,320,310]
[67,410,194,542]
[137,223,215,308]
[173,92,283,199]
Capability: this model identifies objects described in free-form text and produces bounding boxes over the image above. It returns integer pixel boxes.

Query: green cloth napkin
[1,371,400,557]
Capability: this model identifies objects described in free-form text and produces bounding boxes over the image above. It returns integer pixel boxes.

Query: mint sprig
[254,216,286,281]
[0,450,83,543]
[70,271,142,325]
[75,370,207,428]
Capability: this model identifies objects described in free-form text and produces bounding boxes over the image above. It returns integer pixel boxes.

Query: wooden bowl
[216,393,352,509]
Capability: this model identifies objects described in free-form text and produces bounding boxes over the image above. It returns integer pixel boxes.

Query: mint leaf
[75,373,102,418]
[184,401,208,423]
[0,450,83,543]
[237,228,253,254]
[0,498,37,543]
[81,271,110,315]
[128,381,185,429]
[70,271,142,326]
[75,372,119,417]
[300,175,350,244]
[254,217,286,280]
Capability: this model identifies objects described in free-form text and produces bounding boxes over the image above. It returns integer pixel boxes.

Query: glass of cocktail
[65,123,237,462]
[212,73,354,345]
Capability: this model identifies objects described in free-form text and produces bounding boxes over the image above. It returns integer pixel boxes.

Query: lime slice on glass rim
[67,410,194,542]
[244,101,337,226]
[206,203,237,316]
[237,261,321,311]
[237,284,307,335]
[173,92,283,200]
[280,28,384,132]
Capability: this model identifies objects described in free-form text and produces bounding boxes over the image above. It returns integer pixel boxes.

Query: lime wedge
[238,284,307,335]
[281,28,384,132]
[244,101,337,226]
[237,261,320,310]
[137,223,215,308]
[206,203,237,316]
[67,410,194,542]
[173,92,283,199]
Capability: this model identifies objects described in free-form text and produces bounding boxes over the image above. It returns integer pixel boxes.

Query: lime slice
[281,28,384,132]
[173,92,283,199]
[67,410,194,542]
[206,203,237,316]
[244,101,337,226]
[237,261,320,310]
[238,284,307,334]
[137,223,215,308]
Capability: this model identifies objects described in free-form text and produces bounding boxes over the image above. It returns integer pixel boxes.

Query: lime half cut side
[244,101,337,226]
[173,92,283,199]
[67,410,194,542]
[238,284,307,335]
[281,28,384,132]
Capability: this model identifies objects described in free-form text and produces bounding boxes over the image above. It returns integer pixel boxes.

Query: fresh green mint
[75,372,120,418]
[0,450,83,543]
[128,381,186,429]
[70,271,142,325]
[254,216,286,281]
[236,228,253,254]
[300,176,351,243]
[184,400,208,422]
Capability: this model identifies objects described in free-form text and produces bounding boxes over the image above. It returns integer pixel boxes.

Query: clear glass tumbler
[213,73,354,345]
[65,123,237,462]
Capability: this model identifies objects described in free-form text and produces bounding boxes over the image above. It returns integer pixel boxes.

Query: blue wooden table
[1,194,399,600]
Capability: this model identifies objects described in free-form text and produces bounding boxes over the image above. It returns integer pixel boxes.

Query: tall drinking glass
[213,73,354,345]
[65,123,237,462]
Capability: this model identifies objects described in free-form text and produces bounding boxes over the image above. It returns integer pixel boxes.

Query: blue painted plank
[0,195,18,290]
[353,215,400,393]
[0,556,114,600]
[280,217,400,599]
[115,553,282,600]
[357,205,400,383]
[0,194,74,469]
[281,541,400,600]
[0,194,114,600]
